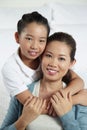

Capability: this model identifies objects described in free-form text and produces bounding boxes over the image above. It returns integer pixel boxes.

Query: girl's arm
[63,70,84,95]
[62,70,87,106]
[46,70,84,116]
[17,70,84,105]
[72,89,87,106]
[16,89,32,104]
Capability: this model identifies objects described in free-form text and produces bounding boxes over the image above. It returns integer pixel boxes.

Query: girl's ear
[69,59,76,69]
[14,32,19,44]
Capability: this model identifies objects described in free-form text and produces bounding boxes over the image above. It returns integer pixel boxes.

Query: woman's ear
[14,32,19,44]
[69,59,76,69]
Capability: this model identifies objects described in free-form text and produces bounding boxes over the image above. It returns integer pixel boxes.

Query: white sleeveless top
[26,81,63,130]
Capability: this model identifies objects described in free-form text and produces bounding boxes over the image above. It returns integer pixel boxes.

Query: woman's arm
[51,90,87,130]
[1,97,46,130]
[0,97,21,130]
[60,109,81,130]
[63,70,84,95]
[15,97,46,130]
[50,91,80,130]
[61,105,87,130]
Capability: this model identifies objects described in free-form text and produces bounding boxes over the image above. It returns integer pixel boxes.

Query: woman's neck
[39,78,63,99]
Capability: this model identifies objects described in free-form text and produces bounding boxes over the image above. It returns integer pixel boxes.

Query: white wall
[0,0,87,8]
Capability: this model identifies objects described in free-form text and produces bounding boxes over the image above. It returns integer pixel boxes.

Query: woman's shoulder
[27,80,40,93]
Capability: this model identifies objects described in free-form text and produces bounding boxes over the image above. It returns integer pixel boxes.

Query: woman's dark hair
[47,32,76,84]
[17,11,50,36]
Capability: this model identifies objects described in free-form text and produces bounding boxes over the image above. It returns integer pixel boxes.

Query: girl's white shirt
[26,80,65,130]
[2,49,41,97]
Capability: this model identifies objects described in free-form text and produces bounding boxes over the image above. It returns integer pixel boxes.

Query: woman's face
[41,41,75,81]
[15,22,48,62]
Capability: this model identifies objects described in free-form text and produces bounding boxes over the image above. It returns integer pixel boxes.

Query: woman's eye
[40,39,46,43]
[45,54,52,58]
[59,57,65,61]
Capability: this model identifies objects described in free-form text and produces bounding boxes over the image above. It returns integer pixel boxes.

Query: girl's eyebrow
[26,34,33,37]
[26,34,47,39]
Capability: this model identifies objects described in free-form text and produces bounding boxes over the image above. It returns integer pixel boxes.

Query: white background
[0,0,87,7]
[0,0,87,125]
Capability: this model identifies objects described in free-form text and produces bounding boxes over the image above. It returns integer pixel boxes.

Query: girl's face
[15,22,48,61]
[41,41,75,81]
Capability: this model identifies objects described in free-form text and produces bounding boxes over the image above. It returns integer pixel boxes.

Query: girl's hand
[51,90,72,117]
[21,96,46,126]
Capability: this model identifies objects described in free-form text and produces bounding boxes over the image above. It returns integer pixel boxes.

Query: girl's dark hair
[47,32,76,84]
[17,11,50,36]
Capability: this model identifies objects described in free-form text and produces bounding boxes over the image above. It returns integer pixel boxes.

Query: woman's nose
[49,58,58,67]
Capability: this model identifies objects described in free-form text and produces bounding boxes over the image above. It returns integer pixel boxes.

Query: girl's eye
[25,37,32,41]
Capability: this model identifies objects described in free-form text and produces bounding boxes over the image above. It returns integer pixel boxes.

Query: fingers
[35,98,45,110]
[42,99,50,114]
[51,91,63,104]
[59,89,67,100]
[24,96,33,106]
[25,96,46,113]
[48,103,54,115]
[47,101,51,110]
[52,110,57,117]
[42,99,47,109]
[68,92,72,103]
[51,90,72,104]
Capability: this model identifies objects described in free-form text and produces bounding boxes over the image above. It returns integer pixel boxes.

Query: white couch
[0,2,87,125]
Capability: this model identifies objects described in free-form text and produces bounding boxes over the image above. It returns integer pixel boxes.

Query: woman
[1,32,87,130]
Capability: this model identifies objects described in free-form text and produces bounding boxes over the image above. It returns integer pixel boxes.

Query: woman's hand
[21,96,46,126]
[50,90,72,117]
[45,99,57,117]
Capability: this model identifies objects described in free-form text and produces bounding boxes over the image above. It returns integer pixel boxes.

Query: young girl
[1,32,87,130]
[2,12,84,109]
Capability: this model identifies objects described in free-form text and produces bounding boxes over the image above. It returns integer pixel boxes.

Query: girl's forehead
[22,23,48,35]
[26,22,47,30]
[20,25,48,38]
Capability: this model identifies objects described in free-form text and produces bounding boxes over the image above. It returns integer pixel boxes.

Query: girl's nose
[30,41,38,49]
